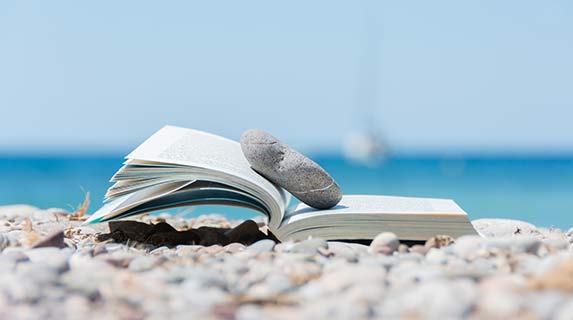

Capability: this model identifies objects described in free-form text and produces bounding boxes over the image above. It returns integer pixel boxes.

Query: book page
[125,126,289,227]
[283,195,466,224]
[128,126,256,179]
[86,180,193,223]
[277,195,476,241]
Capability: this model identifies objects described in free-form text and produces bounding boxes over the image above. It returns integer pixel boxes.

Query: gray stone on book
[240,129,342,209]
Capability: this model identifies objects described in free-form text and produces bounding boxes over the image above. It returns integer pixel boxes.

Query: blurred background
[1,1,571,228]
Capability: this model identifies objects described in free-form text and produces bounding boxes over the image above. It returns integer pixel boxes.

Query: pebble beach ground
[0,205,572,320]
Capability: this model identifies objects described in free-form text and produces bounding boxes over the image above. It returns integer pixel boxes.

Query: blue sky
[0,1,572,154]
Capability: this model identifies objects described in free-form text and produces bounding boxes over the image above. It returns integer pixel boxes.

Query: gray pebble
[555,300,573,320]
[410,244,429,255]
[289,238,328,254]
[327,242,362,261]
[0,233,11,251]
[452,235,487,260]
[175,245,203,256]
[62,257,116,299]
[247,239,276,254]
[6,230,27,246]
[150,246,173,256]
[247,272,293,297]
[542,238,569,250]
[369,232,400,254]
[4,265,59,302]
[425,248,449,265]
[129,256,161,272]
[224,243,246,253]
[343,242,369,254]
[104,243,127,253]
[240,129,342,209]
[1,204,571,319]
[32,210,58,223]
[485,238,542,255]
[526,291,568,319]
[380,279,476,319]
[0,204,39,221]
[2,250,29,263]
[16,262,61,285]
[273,241,294,253]
[26,247,72,273]
[472,218,539,238]
[236,305,267,320]
[425,234,455,249]
[512,238,542,254]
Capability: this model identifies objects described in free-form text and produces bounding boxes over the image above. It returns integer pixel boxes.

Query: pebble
[410,244,429,255]
[26,247,72,273]
[425,248,449,265]
[555,299,573,320]
[475,286,523,318]
[425,234,455,248]
[129,256,162,272]
[529,259,573,291]
[0,204,39,221]
[485,237,542,255]
[247,239,276,254]
[62,257,116,299]
[247,271,293,298]
[0,204,571,319]
[344,242,369,254]
[512,238,543,254]
[92,245,108,256]
[452,235,487,260]
[2,250,29,263]
[32,230,66,249]
[369,232,400,254]
[397,244,409,253]
[175,245,202,256]
[0,232,11,251]
[240,129,342,209]
[16,262,61,285]
[288,238,328,254]
[543,238,570,250]
[380,279,476,319]
[4,264,59,302]
[224,243,246,253]
[526,291,568,320]
[326,242,361,261]
[32,210,58,223]
[473,218,539,238]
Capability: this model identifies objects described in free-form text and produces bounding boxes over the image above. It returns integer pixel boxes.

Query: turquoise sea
[0,155,571,229]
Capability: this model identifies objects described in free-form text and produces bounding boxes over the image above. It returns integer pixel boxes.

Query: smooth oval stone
[240,129,342,209]
[369,232,400,254]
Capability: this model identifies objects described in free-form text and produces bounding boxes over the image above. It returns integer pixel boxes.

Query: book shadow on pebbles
[95,220,425,248]
[96,220,278,248]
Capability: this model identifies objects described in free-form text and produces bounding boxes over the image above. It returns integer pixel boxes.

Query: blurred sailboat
[342,0,388,166]
[342,129,387,166]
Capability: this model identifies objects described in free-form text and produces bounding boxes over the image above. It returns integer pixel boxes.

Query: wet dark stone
[96,219,273,248]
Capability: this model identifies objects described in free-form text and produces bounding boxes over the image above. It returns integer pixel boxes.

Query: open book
[87,126,478,241]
